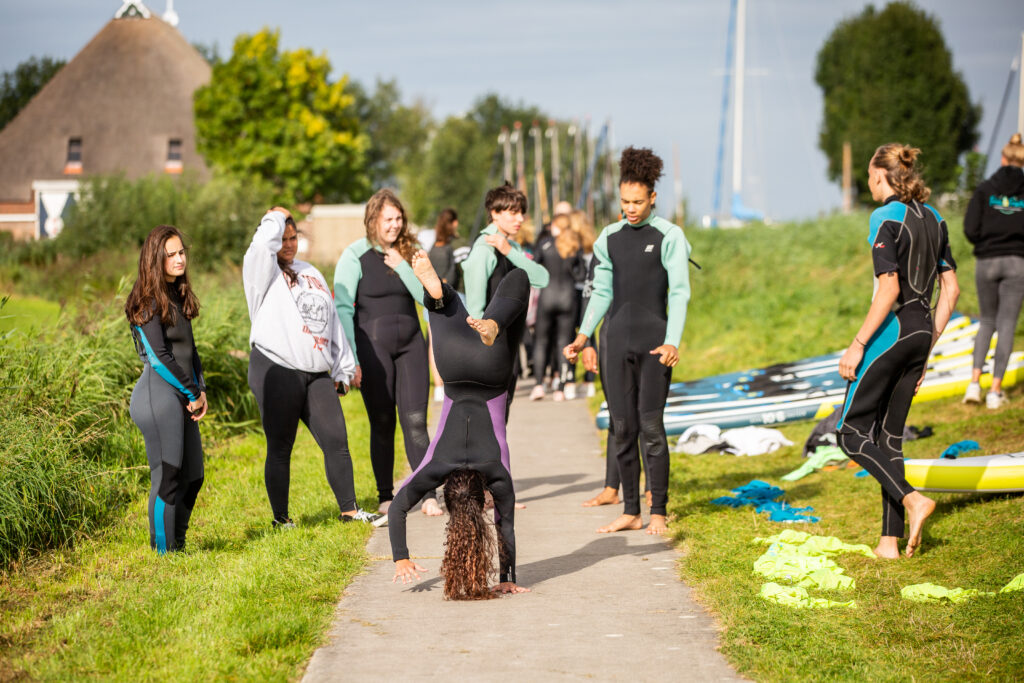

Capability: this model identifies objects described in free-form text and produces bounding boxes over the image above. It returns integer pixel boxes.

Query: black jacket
[964,165,1024,259]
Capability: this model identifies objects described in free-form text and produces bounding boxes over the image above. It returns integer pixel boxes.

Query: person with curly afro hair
[389,252,531,598]
[564,146,692,536]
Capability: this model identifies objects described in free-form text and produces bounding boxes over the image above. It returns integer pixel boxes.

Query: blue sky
[1,0,1021,221]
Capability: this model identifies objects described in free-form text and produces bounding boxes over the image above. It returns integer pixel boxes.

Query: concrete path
[303,383,744,682]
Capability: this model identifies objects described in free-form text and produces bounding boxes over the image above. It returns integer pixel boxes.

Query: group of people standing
[125,135,1023,594]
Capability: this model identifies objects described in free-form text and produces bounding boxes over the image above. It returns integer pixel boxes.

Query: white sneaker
[530,384,545,401]
[962,382,981,404]
[563,383,577,400]
[433,385,444,402]
[585,382,596,398]
[986,391,1007,409]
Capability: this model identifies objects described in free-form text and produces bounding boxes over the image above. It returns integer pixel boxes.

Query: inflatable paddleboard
[905,453,1024,493]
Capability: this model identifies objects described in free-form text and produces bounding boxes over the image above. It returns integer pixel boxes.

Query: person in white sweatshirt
[244,207,381,527]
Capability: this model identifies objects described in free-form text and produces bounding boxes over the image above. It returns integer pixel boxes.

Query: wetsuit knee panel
[639,409,668,457]
[404,410,430,450]
[157,462,182,504]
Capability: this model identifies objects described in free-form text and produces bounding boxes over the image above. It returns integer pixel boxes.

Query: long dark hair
[441,469,497,601]
[278,215,299,286]
[433,208,458,246]
[125,225,199,326]
[364,189,418,263]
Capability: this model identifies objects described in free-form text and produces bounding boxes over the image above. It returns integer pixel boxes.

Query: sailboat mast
[731,0,746,199]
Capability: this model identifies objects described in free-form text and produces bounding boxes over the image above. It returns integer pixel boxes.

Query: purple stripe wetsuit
[388,269,529,583]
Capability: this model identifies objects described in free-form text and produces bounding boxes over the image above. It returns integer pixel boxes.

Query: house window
[165,138,183,174]
[64,138,82,174]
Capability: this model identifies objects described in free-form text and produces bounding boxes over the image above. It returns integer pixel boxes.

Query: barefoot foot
[411,250,443,299]
[903,492,936,557]
[873,536,900,559]
[377,500,392,515]
[597,514,643,533]
[582,487,620,507]
[646,514,668,536]
[420,498,442,516]
[466,317,499,346]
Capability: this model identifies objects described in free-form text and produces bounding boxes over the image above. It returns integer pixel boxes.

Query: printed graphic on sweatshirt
[296,292,329,334]
[989,194,1024,216]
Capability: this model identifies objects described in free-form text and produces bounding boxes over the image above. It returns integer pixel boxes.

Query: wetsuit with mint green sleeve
[129,290,205,554]
[388,269,529,583]
[461,223,550,319]
[577,214,691,517]
[334,239,431,506]
[837,197,955,538]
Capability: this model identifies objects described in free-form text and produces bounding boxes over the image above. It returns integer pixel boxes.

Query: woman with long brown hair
[126,225,207,554]
[334,190,437,516]
[390,253,530,598]
[835,143,959,558]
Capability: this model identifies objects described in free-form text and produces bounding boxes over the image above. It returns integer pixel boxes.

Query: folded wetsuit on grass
[760,582,856,609]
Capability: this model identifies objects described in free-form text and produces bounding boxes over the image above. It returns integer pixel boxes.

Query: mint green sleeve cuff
[461,238,496,318]
[506,248,550,288]
[393,260,425,303]
[333,247,362,359]
[578,232,613,338]
[662,228,692,346]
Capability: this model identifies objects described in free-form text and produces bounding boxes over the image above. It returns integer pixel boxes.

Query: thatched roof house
[0,2,210,239]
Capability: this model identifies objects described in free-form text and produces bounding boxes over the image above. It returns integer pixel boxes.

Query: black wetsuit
[129,290,205,554]
[837,197,955,537]
[388,270,530,583]
[335,239,431,505]
[579,215,691,517]
[532,232,585,386]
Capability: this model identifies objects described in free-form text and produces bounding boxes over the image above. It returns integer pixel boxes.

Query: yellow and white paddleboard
[905,453,1024,493]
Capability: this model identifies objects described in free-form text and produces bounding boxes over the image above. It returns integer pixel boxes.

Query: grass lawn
[668,388,1024,681]
[0,294,61,334]
[0,398,402,681]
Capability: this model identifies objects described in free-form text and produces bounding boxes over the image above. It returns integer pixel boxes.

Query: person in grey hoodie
[244,207,381,527]
[963,133,1024,409]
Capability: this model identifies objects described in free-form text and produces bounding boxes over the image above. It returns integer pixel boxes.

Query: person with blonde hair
[962,133,1024,409]
[335,189,438,516]
[835,143,959,559]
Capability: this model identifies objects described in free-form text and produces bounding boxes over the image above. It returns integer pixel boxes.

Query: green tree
[815,2,980,202]
[0,56,65,131]
[350,78,432,189]
[193,29,368,205]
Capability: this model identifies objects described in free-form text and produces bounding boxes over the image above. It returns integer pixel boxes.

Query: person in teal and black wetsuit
[564,147,691,536]
[126,225,208,554]
[461,183,550,419]
[836,143,960,559]
[334,189,438,516]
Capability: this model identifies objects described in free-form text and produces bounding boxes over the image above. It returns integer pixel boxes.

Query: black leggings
[248,347,357,520]
[130,365,204,553]
[602,318,672,516]
[837,313,930,537]
[532,302,577,386]
[355,315,431,504]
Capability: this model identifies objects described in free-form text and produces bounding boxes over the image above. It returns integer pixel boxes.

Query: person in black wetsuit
[461,183,550,420]
[530,211,585,401]
[390,253,530,598]
[126,225,208,554]
[836,143,959,559]
[564,147,691,536]
[335,190,437,516]
[428,207,459,403]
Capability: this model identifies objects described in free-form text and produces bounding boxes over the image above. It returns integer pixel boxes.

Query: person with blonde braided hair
[962,133,1024,409]
[835,143,960,559]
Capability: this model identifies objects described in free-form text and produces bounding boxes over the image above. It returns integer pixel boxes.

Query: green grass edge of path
[0,409,397,681]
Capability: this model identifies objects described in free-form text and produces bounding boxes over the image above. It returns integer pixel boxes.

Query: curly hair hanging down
[618,146,664,192]
[441,468,498,600]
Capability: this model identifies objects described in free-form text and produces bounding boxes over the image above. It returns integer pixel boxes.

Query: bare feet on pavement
[582,486,620,507]
[597,514,643,533]
[467,317,499,346]
[420,498,442,516]
[646,514,668,536]
[903,492,936,557]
